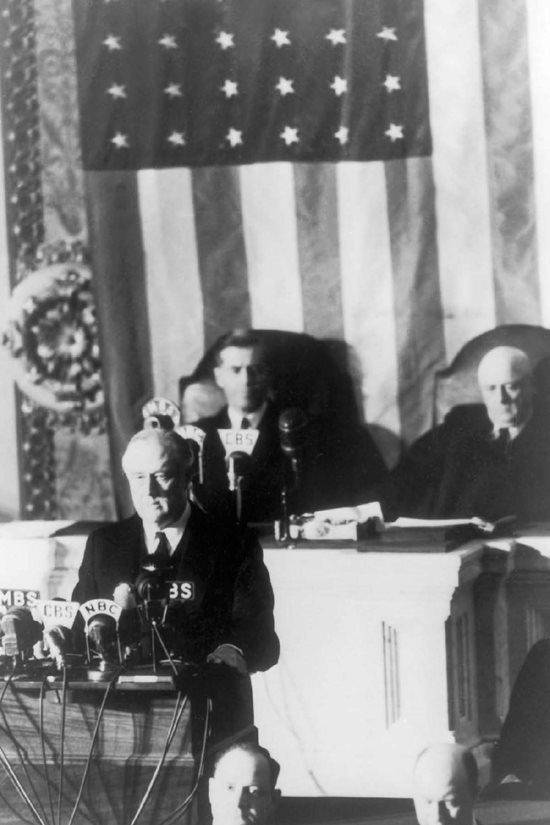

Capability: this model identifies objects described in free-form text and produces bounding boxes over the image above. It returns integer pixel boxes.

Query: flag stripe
[85,170,152,512]
[191,166,251,347]
[479,0,541,325]
[240,163,303,331]
[294,163,345,341]
[423,0,496,362]
[337,161,401,463]
[138,168,204,397]
[386,156,445,443]
[526,0,550,327]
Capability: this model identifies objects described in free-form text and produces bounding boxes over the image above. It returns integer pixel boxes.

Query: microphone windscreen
[113,583,136,610]
[278,408,309,456]
[44,625,73,663]
[226,450,251,472]
[87,615,117,655]
[135,569,164,602]
[1,606,43,656]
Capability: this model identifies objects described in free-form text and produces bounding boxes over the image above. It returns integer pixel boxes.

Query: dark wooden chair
[433,324,550,424]
[179,329,363,428]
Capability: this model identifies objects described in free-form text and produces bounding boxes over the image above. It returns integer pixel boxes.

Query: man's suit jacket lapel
[171,506,216,583]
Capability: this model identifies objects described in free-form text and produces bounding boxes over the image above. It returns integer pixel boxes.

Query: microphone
[226,450,251,492]
[43,625,73,670]
[78,599,123,673]
[87,615,119,669]
[278,407,309,484]
[1,606,43,660]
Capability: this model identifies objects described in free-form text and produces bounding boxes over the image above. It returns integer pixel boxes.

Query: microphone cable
[0,679,47,825]
[0,674,51,825]
[156,697,211,825]
[65,667,121,825]
[56,667,68,825]
[39,677,56,825]
[0,743,48,825]
[150,620,179,676]
[37,678,96,825]
[128,690,189,825]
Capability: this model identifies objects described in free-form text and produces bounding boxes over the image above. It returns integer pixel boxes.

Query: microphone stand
[278,487,290,543]
[278,461,301,545]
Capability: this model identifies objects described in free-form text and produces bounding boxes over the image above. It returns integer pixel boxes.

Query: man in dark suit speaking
[377,345,550,523]
[72,427,279,737]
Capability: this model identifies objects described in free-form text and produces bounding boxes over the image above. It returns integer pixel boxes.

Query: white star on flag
[377,27,398,42]
[226,128,243,147]
[385,123,404,141]
[383,74,401,92]
[271,28,290,47]
[167,132,185,146]
[159,34,178,49]
[221,80,238,98]
[111,132,129,148]
[103,34,122,51]
[216,31,235,50]
[107,83,126,99]
[326,29,346,45]
[280,126,299,145]
[164,83,182,97]
[275,77,294,96]
[334,126,349,145]
[330,76,347,96]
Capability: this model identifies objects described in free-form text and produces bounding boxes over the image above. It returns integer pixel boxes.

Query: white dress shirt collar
[492,416,530,442]
[227,401,267,430]
[144,501,191,555]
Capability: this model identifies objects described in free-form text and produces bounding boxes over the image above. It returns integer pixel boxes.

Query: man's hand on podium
[207,644,248,675]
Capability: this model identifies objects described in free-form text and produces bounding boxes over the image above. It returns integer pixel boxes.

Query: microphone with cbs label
[108,552,197,670]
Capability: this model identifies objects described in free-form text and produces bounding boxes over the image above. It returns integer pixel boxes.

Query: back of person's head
[413,743,477,825]
[209,741,280,825]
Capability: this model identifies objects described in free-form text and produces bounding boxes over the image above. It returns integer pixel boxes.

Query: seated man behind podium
[72,428,279,737]
[413,743,479,825]
[377,345,550,523]
[193,329,384,524]
[192,329,285,523]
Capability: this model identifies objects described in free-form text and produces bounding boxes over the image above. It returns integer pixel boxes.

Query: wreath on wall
[2,258,104,414]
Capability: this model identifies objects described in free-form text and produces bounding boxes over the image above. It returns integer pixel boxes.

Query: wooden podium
[2,521,550,799]
[0,678,197,825]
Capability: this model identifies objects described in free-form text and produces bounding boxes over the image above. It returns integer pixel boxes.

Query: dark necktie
[241,417,250,429]
[154,531,171,564]
[496,428,511,447]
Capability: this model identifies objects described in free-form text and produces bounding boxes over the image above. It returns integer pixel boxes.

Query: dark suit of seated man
[375,345,550,523]
[192,329,386,524]
[72,427,279,743]
[488,638,550,798]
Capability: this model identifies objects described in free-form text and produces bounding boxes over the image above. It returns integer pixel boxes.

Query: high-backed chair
[179,329,362,428]
[434,324,550,425]
[179,329,388,504]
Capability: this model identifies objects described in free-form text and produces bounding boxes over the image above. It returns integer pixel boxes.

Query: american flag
[73,0,431,168]
[1,0,549,516]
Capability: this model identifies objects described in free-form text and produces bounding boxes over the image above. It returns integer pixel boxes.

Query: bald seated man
[374,345,550,523]
[413,743,479,825]
[209,742,280,825]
